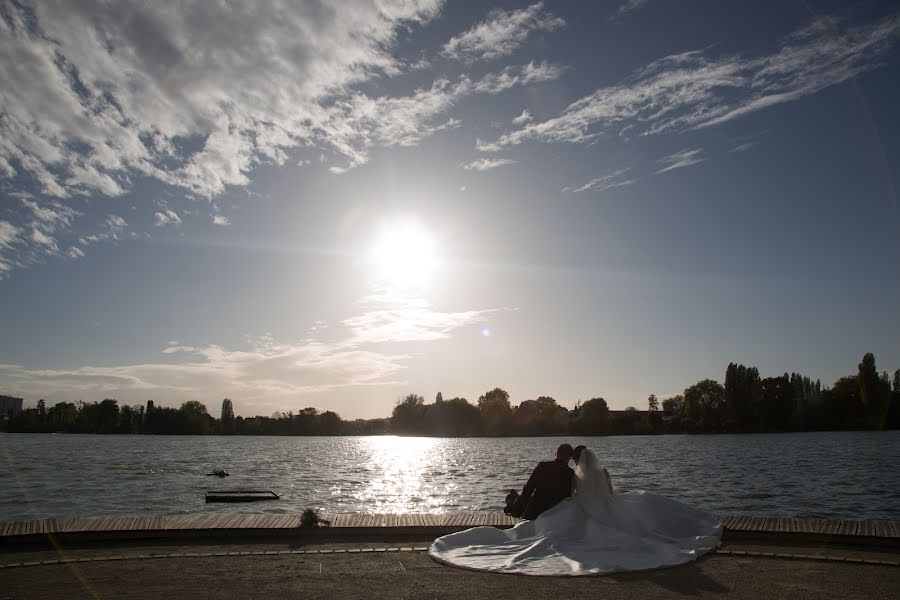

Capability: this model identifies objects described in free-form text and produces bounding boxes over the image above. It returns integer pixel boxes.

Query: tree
[893,369,900,394]
[478,388,512,436]
[220,398,235,434]
[684,380,726,431]
[647,394,659,412]
[858,353,891,429]
[427,397,480,436]
[572,397,609,435]
[661,395,683,416]
[98,399,120,433]
[513,396,567,435]
[391,394,425,433]
[179,400,210,434]
[435,392,443,404]
[36,399,47,424]
[320,410,342,435]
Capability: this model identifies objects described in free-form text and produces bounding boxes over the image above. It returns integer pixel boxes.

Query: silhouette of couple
[504,443,586,520]
[432,443,722,575]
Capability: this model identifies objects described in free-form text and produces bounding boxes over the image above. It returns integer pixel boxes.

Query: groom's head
[555,443,573,462]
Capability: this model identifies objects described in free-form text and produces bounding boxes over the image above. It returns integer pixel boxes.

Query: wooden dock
[1,513,897,544]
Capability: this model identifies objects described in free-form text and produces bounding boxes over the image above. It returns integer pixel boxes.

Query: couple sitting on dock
[430,444,722,576]
[502,443,604,521]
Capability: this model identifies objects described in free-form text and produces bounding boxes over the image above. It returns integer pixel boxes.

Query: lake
[1,431,898,522]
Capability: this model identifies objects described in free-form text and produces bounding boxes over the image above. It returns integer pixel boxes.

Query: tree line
[4,353,900,436]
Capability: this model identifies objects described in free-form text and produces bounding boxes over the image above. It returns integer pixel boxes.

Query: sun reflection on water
[353,436,449,514]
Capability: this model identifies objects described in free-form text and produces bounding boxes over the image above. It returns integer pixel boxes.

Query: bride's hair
[572,444,587,464]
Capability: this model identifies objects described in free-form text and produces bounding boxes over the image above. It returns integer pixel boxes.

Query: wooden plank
[3,512,898,539]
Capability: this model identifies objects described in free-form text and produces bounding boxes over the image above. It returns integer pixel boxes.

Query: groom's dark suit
[518,458,574,520]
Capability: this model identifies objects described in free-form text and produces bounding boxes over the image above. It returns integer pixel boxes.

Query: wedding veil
[574,448,613,509]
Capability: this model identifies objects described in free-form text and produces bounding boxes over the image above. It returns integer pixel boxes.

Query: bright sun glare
[370,219,436,287]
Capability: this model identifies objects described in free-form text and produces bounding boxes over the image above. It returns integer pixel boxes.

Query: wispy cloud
[78,215,128,247]
[612,0,652,21]
[323,61,563,172]
[153,209,182,227]
[564,168,636,192]
[344,292,495,345]
[0,341,409,416]
[728,142,757,153]
[0,1,443,201]
[462,157,518,171]
[442,2,564,63]
[0,3,572,277]
[480,15,900,150]
[0,220,18,273]
[512,110,533,125]
[0,196,107,276]
[655,148,706,174]
[1,288,497,414]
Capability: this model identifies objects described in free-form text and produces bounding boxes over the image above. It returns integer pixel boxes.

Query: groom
[506,443,575,520]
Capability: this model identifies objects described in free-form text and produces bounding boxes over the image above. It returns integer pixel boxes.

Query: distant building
[0,395,24,419]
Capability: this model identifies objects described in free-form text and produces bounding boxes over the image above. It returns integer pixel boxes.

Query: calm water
[1,431,898,522]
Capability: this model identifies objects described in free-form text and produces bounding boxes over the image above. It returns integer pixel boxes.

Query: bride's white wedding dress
[429,449,722,576]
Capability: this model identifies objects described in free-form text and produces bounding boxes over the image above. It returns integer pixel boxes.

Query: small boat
[205,490,279,503]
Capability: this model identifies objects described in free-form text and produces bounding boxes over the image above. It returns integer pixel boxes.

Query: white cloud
[728,141,757,153]
[0,341,409,415]
[442,2,564,63]
[481,15,900,150]
[655,148,705,174]
[613,0,652,20]
[564,168,635,193]
[343,292,495,345]
[323,61,563,171]
[0,3,573,276]
[153,209,182,227]
[30,227,58,250]
[512,110,533,125]
[0,0,444,201]
[0,220,18,249]
[79,214,128,247]
[462,157,518,171]
[0,289,497,414]
[212,214,231,227]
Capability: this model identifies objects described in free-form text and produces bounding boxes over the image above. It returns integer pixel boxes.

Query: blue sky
[1,1,899,418]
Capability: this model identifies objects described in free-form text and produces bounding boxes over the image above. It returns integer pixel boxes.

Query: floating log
[205,490,279,503]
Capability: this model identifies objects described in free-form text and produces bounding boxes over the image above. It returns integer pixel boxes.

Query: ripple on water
[0,432,898,520]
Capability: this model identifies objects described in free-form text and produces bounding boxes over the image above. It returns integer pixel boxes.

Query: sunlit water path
[1,432,897,521]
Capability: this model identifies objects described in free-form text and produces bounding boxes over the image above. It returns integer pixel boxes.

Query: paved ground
[2,537,898,600]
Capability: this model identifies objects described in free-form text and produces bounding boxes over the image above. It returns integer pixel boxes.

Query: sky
[1,0,899,419]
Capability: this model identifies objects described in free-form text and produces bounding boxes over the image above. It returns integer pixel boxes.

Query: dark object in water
[205,490,279,503]
[206,470,229,477]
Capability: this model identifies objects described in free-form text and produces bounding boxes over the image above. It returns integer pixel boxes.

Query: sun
[369,219,436,287]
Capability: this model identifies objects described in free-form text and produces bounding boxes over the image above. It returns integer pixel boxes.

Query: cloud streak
[462,157,517,171]
[655,148,705,174]
[480,15,900,150]
[613,0,652,21]
[442,2,564,63]
[564,168,635,193]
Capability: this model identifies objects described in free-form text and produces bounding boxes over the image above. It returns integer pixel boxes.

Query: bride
[429,445,722,576]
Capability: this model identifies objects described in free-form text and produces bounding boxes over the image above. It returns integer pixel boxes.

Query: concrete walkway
[2,537,898,599]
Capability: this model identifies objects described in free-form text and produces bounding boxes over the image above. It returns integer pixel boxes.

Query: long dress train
[429,448,722,576]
